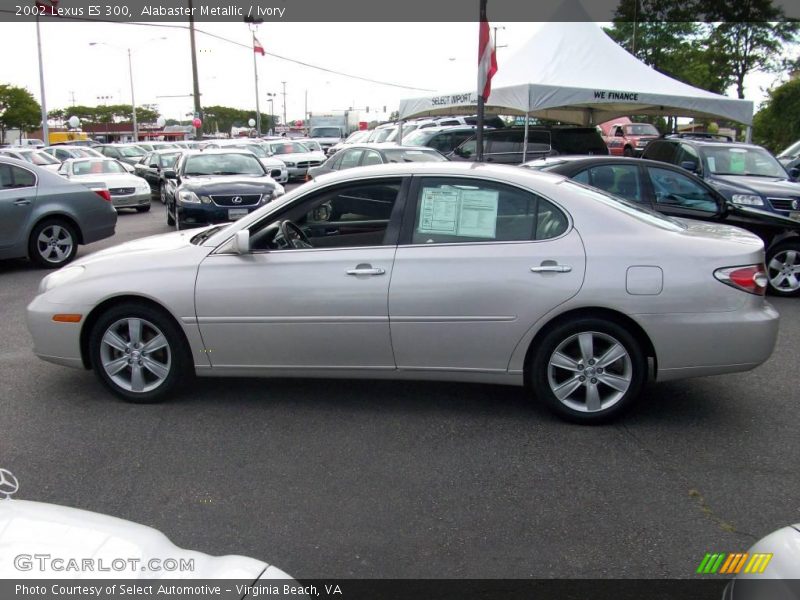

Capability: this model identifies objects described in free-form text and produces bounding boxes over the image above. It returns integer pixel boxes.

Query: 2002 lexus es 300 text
[27,163,779,422]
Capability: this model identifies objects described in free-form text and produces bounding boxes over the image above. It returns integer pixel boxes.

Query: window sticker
[418,186,499,238]
[728,150,746,173]
[707,157,716,172]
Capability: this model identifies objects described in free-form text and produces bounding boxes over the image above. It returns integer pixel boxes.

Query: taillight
[92,188,111,202]
[714,264,768,296]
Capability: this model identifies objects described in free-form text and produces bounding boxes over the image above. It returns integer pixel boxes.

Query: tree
[0,84,42,143]
[752,77,800,153]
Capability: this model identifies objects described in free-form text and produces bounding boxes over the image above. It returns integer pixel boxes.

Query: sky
[0,20,790,127]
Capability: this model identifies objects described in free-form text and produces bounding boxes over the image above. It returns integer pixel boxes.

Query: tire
[136,205,151,213]
[88,302,190,403]
[159,182,167,204]
[530,317,646,424]
[623,146,634,157]
[28,218,79,268]
[166,203,175,226]
[766,242,800,297]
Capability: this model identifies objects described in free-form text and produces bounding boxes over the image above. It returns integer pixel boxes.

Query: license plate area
[228,208,249,220]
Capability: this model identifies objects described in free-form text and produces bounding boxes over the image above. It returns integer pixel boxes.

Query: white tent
[398,22,753,127]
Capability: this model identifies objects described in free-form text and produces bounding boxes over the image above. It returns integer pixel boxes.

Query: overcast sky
[0,20,787,126]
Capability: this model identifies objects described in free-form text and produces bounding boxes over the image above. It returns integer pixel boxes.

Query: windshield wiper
[190,225,226,245]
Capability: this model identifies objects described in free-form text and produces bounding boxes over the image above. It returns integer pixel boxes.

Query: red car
[599,120,660,157]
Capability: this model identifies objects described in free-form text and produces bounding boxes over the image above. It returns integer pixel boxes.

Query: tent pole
[397,120,403,144]
[745,125,752,143]
[522,112,529,162]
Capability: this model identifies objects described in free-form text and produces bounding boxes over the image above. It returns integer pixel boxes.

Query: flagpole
[252,31,261,135]
[36,15,50,145]
[476,0,487,163]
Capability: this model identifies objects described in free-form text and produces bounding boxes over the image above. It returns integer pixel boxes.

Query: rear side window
[0,164,36,188]
[410,177,568,244]
[643,141,677,164]
[339,149,364,170]
[487,130,524,154]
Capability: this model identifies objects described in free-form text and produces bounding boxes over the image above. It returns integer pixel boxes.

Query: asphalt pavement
[2,192,799,578]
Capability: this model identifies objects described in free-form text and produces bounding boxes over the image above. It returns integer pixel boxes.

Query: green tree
[0,84,42,142]
[752,77,800,152]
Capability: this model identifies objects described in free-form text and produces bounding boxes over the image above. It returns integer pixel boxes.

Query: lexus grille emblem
[0,469,19,499]
[232,196,243,204]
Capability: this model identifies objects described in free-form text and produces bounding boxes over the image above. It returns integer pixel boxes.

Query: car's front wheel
[28,218,79,268]
[531,318,646,423]
[159,182,167,204]
[88,302,189,403]
[766,242,800,297]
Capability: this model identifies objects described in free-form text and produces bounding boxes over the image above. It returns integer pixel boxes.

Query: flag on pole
[34,0,59,15]
[253,36,265,56]
[477,13,497,100]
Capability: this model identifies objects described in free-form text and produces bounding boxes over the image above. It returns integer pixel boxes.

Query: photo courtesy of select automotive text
[2,0,800,598]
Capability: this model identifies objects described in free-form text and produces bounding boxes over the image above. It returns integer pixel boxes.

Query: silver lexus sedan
[27,162,779,423]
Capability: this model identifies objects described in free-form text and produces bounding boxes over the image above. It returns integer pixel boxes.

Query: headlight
[177,189,200,204]
[283,161,296,167]
[731,194,764,206]
[39,266,85,294]
[274,184,285,197]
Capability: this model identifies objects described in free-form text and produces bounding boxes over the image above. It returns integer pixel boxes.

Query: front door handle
[346,264,385,276]
[14,199,31,206]
[531,264,572,273]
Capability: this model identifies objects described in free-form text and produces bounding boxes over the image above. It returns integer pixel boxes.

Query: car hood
[73,228,208,267]
[180,175,278,193]
[671,217,765,246]
[710,174,798,196]
[273,152,326,162]
[0,499,291,582]
[258,157,286,169]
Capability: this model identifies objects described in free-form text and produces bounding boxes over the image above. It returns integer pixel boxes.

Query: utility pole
[36,15,49,145]
[188,0,203,139]
[127,48,138,142]
[281,81,287,130]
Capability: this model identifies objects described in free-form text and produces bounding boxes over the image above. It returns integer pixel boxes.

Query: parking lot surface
[2,194,799,578]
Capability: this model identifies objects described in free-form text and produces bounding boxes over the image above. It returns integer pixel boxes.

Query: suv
[641,135,800,221]
[449,126,609,164]
[526,155,800,297]
[402,126,480,154]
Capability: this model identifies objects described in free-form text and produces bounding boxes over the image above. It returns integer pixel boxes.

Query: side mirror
[790,167,799,180]
[163,169,177,179]
[232,230,250,255]
[149,163,159,169]
[680,160,698,173]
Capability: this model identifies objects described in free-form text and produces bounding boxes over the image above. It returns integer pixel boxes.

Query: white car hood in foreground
[0,499,292,581]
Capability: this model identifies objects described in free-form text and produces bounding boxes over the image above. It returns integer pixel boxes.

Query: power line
[2,11,435,92]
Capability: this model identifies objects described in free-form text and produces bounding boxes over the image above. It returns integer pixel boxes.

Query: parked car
[450,126,609,164]
[27,162,778,423]
[134,149,183,201]
[94,143,148,166]
[599,120,660,156]
[0,156,116,268]
[58,157,151,212]
[0,148,62,172]
[12,138,45,148]
[42,145,105,162]
[50,139,99,147]
[325,129,371,156]
[775,139,800,172]
[402,126,481,155]
[261,140,326,180]
[163,149,285,230]
[135,141,179,152]
[200,140,288,183]
[641,135,800,221]
[524,155,800,296]
[307,143,447,179]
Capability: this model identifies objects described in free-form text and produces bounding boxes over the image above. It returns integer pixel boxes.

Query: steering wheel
[278,219,312,249]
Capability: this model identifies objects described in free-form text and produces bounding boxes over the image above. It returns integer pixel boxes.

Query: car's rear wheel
[766,242,800,297]
[623,146,634,157]
[88,302,189,403]
[531,318,645,423]
[28,218,79,268]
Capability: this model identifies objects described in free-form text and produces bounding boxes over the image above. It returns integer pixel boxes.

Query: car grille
[767,197,797,211]
[297,161,322,169]
[210,194,261,207]
[109,187,135,196]
[270,169,282,178]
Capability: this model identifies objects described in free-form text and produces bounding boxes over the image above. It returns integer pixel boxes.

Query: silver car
[27,163,778,422]
[58,157,151,212]
[0,156,116,268]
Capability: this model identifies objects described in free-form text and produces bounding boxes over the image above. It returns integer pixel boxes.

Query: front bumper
[27,295,90,369]
[176,202,264,227]
[111,191,151,209]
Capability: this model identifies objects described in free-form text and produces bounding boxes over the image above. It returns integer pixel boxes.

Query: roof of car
[655,137,763,150]
[347,143,445,151]
[405,125,479,134]
[522,155,705,172]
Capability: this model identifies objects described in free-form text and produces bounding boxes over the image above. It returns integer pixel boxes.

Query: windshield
[310,127,342,137]
[344,130,369,143]
[372,128,396,143]
[72,159,126,175]
[382,149,447,163]
[268,142,310,155]
[703,146,787,177]
[184,153,265,176]
[625,123,659,136]
[159,152,181,167]
[22,150,60,165]
[117,146,146,157]
[232,144,267,157]
[401,129,436,146]
[778,140,800,159]
[299,140,322,151]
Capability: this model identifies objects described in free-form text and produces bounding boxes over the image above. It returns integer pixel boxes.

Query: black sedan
[307,143,447,180]
[525,155,800,296]
[163,149,285,230]
[134,149,183,202]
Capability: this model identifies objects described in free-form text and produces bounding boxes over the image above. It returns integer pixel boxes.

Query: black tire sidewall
[531,317,646,424]
[766,242,800,297]
[28,218,79,268]
[88,302,188,403]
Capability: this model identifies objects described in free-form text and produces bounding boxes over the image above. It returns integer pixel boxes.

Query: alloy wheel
[767,249,800,293]
[36,224,74,265]
[99,317,172,393]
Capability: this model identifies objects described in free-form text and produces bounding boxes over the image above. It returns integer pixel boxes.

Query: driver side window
[249,178,403,251]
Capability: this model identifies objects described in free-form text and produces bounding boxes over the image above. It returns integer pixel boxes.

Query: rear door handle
[346,265,385,276]
[531,265,572,273]
[14,199,31,206]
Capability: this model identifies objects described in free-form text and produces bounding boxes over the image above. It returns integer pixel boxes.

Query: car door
[194,176,408,370]
[389,176,586,372]
[0,163,37,249]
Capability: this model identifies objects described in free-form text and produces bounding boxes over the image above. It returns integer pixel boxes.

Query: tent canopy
[398,22,753,126]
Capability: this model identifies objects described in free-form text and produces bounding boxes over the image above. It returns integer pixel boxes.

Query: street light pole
[188,0,203,140]
[281,81,287,131]
[36,15,49,145]
[127,48,138,142]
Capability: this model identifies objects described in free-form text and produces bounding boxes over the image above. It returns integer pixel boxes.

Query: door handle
[346,265,385,276]
[14,199,31,206]
[531,264,572,273]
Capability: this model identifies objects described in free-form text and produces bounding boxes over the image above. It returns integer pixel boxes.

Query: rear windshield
[72,159,126,175]
[23,151,60,165]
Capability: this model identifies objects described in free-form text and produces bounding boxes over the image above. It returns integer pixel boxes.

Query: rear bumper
[112,191,151,209]
[636,302,780,381]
